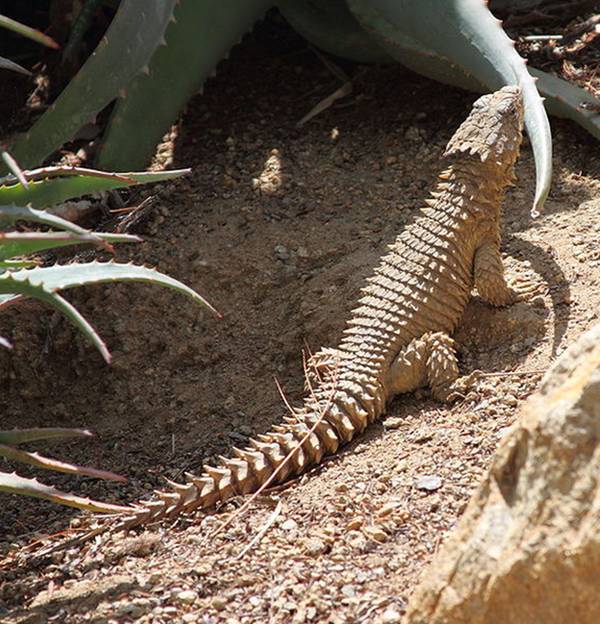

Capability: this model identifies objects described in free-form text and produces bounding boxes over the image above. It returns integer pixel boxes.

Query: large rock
[405,323,600,624]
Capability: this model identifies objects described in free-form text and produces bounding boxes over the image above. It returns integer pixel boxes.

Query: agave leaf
[530,67,600,140]
[0,14,59,49]
[0,167,190,208]
[0,472,132,513]
[0,164,131,186]
[0,165,190,185]
[7,0,178,171]
[0,55,31,75]
[0,261,218,360]
[0,204,141,255]
[0,204,103,236]
[0,428,92,445]
[98,0,274,169]
[62,0,104,62]
[278,0,390,64]
[0,231,141,262]
[346,0,552,216]
[0,261,36,272]
[0,444,125,482]
[0,261,218,316]
[1,151,29,188]
[0,281,111,361]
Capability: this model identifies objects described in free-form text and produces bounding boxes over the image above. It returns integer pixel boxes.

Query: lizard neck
[430,157,516,232]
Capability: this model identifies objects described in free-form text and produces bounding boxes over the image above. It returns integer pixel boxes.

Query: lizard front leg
[473,241,515,306]
[384,332,477,403]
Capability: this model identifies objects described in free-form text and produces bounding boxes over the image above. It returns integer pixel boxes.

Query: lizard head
[444,86,525,170]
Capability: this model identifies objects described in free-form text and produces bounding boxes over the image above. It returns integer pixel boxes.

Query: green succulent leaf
[0,231,140,262]
[0,14,59,49]
[62,0,104,62]
[0,167,190,208]
[530,67,600,141]
[0,261,218,361]
[346,0,552,215]
[7,0,178,170]
[0,204,102,235]
[1,151,29,188]
[0,444,125,482]
[0,261,218,314]
[98,0,274,169]
[0,472,132,513]
[0,428,92,445]
[278,0,390,64]
[0,56,31,75]
[0,281,111,361]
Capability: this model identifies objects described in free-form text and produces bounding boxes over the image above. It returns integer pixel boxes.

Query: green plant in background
[4,0,600,217]
[0,164,217,508]
[0,12,59,74]
[0,429,132,512]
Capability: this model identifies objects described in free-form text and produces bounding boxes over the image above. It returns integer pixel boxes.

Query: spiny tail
[65,391,367,545]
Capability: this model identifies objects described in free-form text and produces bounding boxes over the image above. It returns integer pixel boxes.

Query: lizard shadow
[503,233,571,359]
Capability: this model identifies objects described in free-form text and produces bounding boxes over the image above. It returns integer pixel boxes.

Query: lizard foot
[434,370,483,403]
[507,275,544,303]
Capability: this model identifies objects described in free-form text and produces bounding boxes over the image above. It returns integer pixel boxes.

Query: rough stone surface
[405,323,600,624]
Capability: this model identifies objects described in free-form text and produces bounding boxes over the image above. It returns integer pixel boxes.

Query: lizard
[63,85,527,543]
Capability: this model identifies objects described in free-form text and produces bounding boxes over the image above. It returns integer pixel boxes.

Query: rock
[363,525,388,543]
[415,475,442,492]
[405,323,600,624]
[302,536,328,556]
[211,596,228,610]
[280,518,298,531]
[380,608,402,623]
[274,244,290,261]
[346,517,363,531]
[385,416,403,430]
[174,589,198,604]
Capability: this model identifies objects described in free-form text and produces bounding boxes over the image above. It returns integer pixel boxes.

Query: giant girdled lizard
[66,86,527,542]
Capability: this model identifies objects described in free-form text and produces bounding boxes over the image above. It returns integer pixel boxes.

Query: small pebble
[363,525,388,542]
[381,608,402,623]
[415,475,442,492]
[212,596,228,610]
[175,590,198,605]
[280,518,298,531]
[302,537,328,556]
[385,416,403,430]
[346,517,363,530]
[274,244,290,261]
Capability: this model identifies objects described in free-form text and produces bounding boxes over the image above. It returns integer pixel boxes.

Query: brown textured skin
[96,87,525,534]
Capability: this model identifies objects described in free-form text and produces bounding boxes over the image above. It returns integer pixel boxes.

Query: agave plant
[0,12,58,74]
[0,164,217,509]
[3,0,599,217]
[0,429,132,512]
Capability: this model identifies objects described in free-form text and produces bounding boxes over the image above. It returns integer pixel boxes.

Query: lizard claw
[508,276,543,302]
[441,370,483,403]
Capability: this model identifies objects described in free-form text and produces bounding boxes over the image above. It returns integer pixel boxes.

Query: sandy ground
[1,14,600,624]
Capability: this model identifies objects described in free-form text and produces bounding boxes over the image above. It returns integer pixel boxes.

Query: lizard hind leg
[385,332,478,404]
[425,332,480,403]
